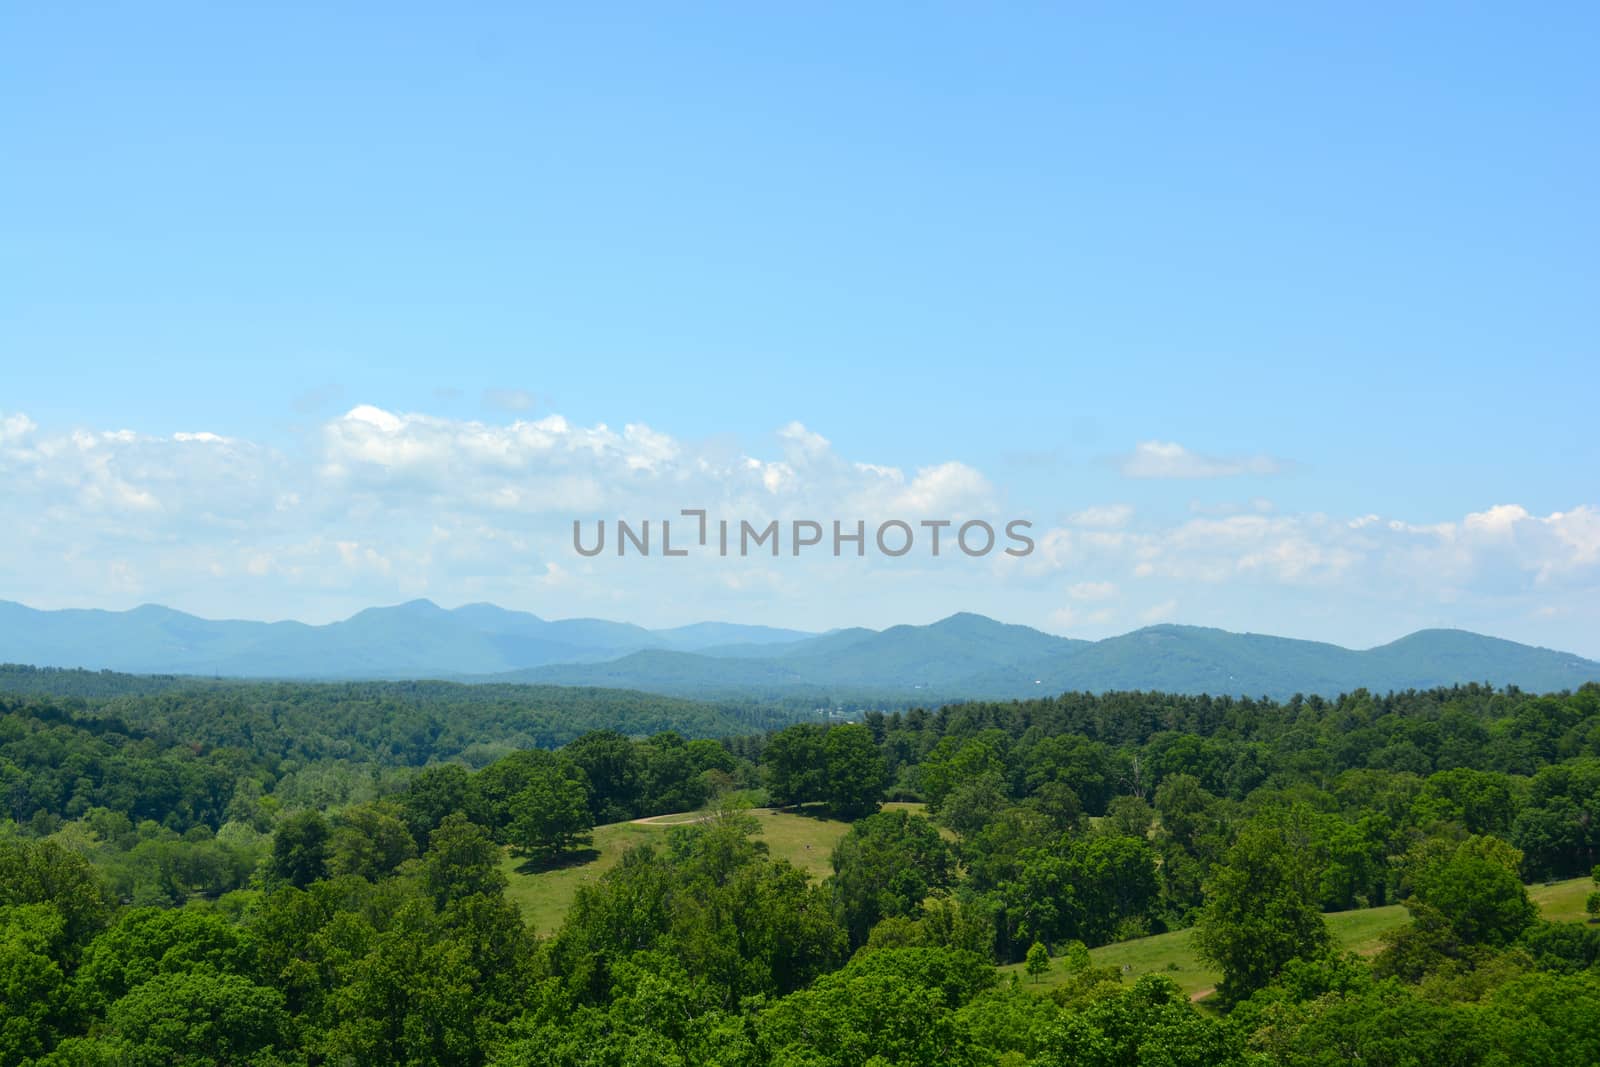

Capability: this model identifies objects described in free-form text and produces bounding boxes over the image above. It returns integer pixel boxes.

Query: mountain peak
[128,603,193,617]
[451,602,547,624]
[340,599,453,627]
[927,611,1005,630]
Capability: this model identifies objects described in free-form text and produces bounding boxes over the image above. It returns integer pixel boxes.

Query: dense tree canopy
[3,679,1600,1064]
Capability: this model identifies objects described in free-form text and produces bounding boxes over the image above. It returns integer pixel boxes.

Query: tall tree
[507,769,593,860]
[1408,835,1536,946]
[763,723,828,808]
[269,810,330,889]
[822,724,889,818]
[830,810,955,946]
[1193,806,1332,1004]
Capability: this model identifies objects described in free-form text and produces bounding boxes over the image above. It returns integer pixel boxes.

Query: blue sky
[3,4,1597,653]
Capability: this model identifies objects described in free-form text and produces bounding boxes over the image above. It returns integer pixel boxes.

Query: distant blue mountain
[495,619,1600,700]
[1,599,1596,699]
[0,598,812,679]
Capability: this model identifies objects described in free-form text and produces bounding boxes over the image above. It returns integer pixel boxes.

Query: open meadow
[999,876,1596,1001]
[503,801,928,934]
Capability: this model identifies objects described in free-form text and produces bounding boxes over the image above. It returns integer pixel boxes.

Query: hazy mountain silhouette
[4,599,1594,700]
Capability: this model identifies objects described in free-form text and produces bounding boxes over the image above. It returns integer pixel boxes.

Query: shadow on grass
[767,803,844,823]
[511,847,600,875]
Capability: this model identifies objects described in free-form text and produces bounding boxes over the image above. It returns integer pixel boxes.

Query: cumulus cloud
[1017,503,1600,601]
[1,413,37,443]
[318,405,687,511]
[1,406,1595,652]
[0,407,1011,616]
[314,406,985,521]
[1,418,280,528]
[881,462,993,515]
[776,421,832,461]
[1140,600,1180,623]
[1051,604,1114,629]
[1117,440,1286,479]
[1544,507,1600,573]
[1070,504,1134,528]
[1190,498,1274,516]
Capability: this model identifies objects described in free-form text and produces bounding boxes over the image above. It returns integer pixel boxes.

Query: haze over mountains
[2,598,1597,701]
[0,598,811,679]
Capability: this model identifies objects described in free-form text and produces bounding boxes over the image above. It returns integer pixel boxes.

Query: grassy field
[503,802,927,934]
[999,904,1409,1001]
[1000,875,1595,1001]
[1529,876,1597,923]
[505,813,1597,979]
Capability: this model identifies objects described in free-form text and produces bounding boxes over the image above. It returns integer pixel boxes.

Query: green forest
[4,678,1600,1065]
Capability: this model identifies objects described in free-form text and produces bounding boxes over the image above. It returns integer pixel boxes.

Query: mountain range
[1,599,1597,701]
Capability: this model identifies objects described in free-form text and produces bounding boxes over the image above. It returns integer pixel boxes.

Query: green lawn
[503,801,927,934]
[1000,904,1409,1001]
[505,811,1599,982]
[1001,876,1595,1001]
[501,820,669,935]
[1529,876,1597,923]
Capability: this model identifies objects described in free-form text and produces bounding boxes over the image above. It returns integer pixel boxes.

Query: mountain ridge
[1,598,1596,700]
[0,598,814,678]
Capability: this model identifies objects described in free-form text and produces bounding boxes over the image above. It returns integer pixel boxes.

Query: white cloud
[1051,604,1114,628]
[337,543,393,575]
[883,461,993,515]
[1544,507,1600,573]
[318,406,682,506]
[1140,600,1180,623]
[536,561,572,588]
[0,406,1595,653]
[0,407,1017,618]
[1,413,38,443]
[776,421,832,460]
[344,404,404,434]
[1190,498,1275,516]
[756,460,796,494]
[1070,504,1133,528]
[1015,502,1600,617]
[1463,503,1529,538]
[1118,440,1285,479]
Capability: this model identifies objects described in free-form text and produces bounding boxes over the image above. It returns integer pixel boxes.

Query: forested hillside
[3,680,1600,1064]
[0,665,203,700]
[0,666,799,759]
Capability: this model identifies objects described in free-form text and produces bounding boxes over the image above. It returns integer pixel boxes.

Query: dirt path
[629,812,712,826]
[629,806,788,827]
[1189,987,1215,1003]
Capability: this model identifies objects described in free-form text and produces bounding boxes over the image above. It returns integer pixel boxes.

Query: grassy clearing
[503,801,927,934]
[1529,876,1596,923]
[506,810,1600,979]
[1001,905,1409,1000]
[1001,875,1595,1000]
[501,820,667,935]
